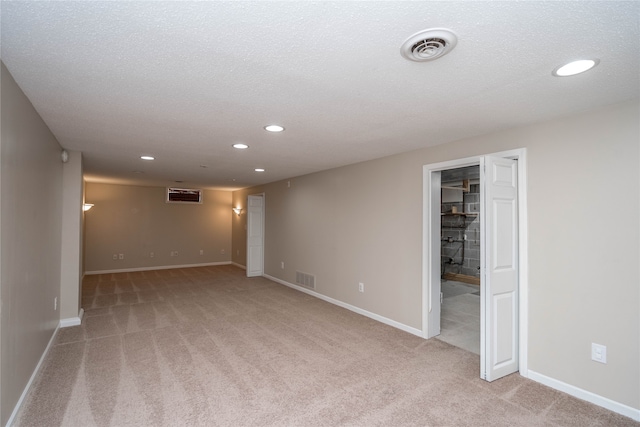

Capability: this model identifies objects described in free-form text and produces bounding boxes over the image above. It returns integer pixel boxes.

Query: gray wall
[0,62,64,425]
[233,100,639,411]
[84,183,232,272]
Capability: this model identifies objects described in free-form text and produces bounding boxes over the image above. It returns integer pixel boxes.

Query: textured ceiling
[2,1,639,190]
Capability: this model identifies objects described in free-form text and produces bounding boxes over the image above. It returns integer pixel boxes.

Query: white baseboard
[59,308,84,328]
[528,370,640,421]
[6,324,60,426]
[85,261,232,275]
[263,274,423,338]
[231,262,246,270]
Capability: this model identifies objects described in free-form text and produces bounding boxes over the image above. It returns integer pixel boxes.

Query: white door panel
[246,195,264,277]
[481,156,519,381]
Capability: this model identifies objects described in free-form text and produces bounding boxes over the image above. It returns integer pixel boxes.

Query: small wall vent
[296,271,316,289]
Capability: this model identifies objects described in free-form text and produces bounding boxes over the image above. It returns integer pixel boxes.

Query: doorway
[422,149,529,381]
[438,165,481,355]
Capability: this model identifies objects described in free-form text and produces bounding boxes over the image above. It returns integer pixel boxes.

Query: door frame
[422,148,529,378]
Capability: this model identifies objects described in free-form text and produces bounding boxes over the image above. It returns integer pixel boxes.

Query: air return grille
[296,271,316,289]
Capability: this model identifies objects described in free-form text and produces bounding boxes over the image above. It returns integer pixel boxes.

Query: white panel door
[246,195,264,277]
[481,156,519,381]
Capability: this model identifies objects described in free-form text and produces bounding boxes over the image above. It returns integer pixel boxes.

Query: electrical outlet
[200,249,204,255]
[113,254,118,260]
[358,282,364,293]
[150,252,154,258]
[220,249,225,254]
[591,343,607,364]
[118,253,124,260]
[54,297,57,311]
[281,261,285,269]
[237,250,240,256]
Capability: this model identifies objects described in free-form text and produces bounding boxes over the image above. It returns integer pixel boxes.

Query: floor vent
[296,271,316,289]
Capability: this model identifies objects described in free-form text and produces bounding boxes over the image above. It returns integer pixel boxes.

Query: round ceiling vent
[400,28,458,62]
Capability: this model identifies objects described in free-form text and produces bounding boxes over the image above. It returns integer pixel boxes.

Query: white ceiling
[2,1,639,190]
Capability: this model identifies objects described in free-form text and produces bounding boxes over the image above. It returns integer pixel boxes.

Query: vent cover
[296,271,316,289]
[166,187,203,203]
[400,28,458,62]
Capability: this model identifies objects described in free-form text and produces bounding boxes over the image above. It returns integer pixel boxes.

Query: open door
[481,155,519,381]
[246,194,264,277]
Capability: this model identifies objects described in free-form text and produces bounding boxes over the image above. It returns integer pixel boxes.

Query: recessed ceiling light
[552,59,599,77]
[255,168,265,172]
[233,143,249,149]
[264,125,284,132]
[140,155,155,161]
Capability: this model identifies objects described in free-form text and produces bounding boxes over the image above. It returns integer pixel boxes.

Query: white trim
[59,308,84,328]
[528,370,640,422]
[232,262,246,270]
[423,169,441,338]
[6,325,60,426]
[264,274,423,337]
[85,261,232,275]
[422,148,529,377]
[422,156,481,338]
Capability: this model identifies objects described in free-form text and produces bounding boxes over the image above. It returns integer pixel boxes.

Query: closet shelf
[441,212,478,217]
[441,179,470,192]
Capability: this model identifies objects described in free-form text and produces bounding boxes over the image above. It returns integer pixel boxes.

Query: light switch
[591,343,607,364]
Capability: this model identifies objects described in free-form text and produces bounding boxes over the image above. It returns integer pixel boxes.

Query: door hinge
[440,292,443,304]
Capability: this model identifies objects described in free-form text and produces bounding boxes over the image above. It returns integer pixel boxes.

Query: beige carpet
[14,265,637,426]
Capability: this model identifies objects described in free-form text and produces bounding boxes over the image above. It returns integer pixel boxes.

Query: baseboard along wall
[231,262,246,270]
[59,308,84,328]
[85,261,232,275]
[6,325,60,426]
[263,274,423,338]
[527,370,640,422]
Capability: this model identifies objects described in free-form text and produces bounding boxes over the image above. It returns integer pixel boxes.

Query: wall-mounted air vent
[166,187,203,204]
[296,271,316,289]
